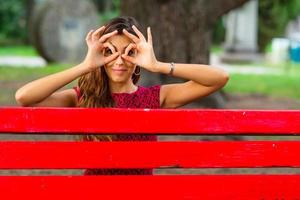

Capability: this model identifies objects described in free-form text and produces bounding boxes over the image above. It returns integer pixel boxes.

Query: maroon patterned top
[73,85,161,175]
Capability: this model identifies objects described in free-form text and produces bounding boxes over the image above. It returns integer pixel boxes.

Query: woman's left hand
[122,26,159,73]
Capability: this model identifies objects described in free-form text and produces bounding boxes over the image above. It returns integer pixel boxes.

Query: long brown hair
[78,16,141,141]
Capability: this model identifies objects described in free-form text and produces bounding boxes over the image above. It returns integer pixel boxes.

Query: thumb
[121,54,136,64]
[104,52,119,63]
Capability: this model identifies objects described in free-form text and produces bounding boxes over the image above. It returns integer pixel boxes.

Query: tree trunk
[121,0,249,108]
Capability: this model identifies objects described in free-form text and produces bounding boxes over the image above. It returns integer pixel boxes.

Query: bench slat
[0,175,299,199]
[1,141,300,169]
[1,108,300,134]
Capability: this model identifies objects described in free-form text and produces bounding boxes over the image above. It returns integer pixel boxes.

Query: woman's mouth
[112,68,127,74]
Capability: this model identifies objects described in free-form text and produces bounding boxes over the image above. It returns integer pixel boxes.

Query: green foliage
[92,0,120,23]
[92,0,120,12]
[99,0,120,23]
[212,18,226,45]
[0,45,37,56]
[0,0,27,43]
[259,0,300,50]
[100,10,120,24]
[0,0,121,44]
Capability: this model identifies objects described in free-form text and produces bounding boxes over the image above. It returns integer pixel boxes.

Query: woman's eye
[104,48,113,56]
[128,50,134,56]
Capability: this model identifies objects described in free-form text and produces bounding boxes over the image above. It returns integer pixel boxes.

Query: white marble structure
[224,0,258,53]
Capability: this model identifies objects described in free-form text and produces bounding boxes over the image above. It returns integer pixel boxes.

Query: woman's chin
[110,76,129,84]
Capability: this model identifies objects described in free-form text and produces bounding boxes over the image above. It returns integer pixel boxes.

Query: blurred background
[1,0,300,176]
[0,0,300,109]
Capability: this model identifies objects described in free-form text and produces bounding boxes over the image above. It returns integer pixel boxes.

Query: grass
[224,65,300,99]
[0,64,75,106]
[212,42,300,100]
[0,45,38,57]
[0,64,70,81]
[210,45,223,54]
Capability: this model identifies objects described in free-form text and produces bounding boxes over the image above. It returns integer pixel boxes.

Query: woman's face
[103,34,136,84]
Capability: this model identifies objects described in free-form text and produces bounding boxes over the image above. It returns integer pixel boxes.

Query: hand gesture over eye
[83,26,119,72]
[102,42,117,57]
[122,26,159,72]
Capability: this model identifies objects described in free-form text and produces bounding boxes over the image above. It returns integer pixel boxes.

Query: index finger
[92,26,106,40]
[99,30,118,43]
[103,42,116,53]
[85,29,94,41]
[124,43,137,56]
[132,25,146,42]
[147,27,153,45]
[123,29,140,43]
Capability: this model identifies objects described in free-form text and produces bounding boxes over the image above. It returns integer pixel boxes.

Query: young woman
[15,16,229,175]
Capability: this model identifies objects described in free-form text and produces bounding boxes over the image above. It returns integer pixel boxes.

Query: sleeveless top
[73,85,161,175]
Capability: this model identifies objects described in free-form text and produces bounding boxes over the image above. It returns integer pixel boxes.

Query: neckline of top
[111,85,140,95]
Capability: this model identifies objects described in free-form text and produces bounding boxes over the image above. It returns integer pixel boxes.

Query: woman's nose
[115,53,124,65]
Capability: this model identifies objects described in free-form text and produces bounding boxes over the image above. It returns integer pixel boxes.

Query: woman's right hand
[83,26,119,72]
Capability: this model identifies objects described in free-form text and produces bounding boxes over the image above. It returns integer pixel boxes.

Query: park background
[1,0,300,109]
[1,0,300,175]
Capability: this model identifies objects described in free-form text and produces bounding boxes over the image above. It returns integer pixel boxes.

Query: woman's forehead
[106,34,131,49]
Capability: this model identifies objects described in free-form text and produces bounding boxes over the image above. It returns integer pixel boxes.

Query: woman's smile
[112,67,128,75]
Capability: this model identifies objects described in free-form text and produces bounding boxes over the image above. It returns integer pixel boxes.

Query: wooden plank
[1,141,300,169]
[1,108,300,134]
[0,175,299,199]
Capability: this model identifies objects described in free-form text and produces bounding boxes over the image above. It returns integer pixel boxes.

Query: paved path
[0,56,46,67]
[210,54,283,75]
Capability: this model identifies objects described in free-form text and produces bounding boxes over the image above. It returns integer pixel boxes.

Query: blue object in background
[290,40,300,63]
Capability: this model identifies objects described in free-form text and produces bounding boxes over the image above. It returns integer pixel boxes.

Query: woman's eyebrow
[109,42,130,51]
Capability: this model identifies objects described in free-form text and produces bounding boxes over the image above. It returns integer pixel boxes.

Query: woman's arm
[15,27,119,107]
[15,63,90,107]
[153,62,229,108]
[122,26,229,108]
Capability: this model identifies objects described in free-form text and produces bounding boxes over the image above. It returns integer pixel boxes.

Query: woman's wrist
[153,61,175,75]
[77,62,94,74]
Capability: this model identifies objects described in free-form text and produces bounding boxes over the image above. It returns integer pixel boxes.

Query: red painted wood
[1,108,300,199]
[0,175,299,199]
[1,107,300,134]
[0,141,300,169]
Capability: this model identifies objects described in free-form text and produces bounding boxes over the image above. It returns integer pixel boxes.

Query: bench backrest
[0,107,300,199]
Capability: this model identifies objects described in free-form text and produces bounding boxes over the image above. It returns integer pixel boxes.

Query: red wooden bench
[0,107,300,199]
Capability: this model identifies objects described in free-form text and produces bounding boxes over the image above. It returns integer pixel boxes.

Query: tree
[0,0,27,43]
[121,0,249,108]
[259,0,300,50]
